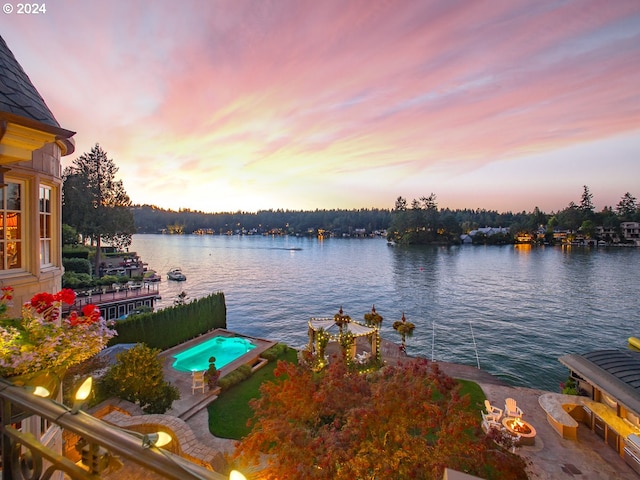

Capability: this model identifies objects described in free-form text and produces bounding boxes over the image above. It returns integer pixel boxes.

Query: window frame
[39,184,54,268]
[0,180,25,273]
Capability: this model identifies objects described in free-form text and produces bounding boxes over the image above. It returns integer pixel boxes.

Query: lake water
[130,234,640,391]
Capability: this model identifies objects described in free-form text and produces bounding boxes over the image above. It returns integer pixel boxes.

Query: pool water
[172,336,256,372]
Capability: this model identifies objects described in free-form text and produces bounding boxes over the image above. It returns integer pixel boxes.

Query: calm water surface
[130,234,640,391]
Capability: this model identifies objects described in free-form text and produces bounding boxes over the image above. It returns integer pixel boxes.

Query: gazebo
[307,308,380,362]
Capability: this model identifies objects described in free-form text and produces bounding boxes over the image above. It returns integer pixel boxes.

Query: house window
[0,182,22,271]
[39,185,52,266]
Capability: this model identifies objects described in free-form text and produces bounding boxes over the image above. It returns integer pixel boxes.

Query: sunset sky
[2,0,639,213]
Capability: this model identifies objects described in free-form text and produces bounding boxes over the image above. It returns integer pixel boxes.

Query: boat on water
[629,337,640,350]
[167,268,187,281]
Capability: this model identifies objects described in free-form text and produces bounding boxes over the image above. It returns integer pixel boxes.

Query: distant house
[596,226,619,244]
[460,226,509,243]
[0,36,75,311]
[621,222,640,245]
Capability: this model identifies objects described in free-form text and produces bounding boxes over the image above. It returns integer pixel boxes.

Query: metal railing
[0,379,230,479]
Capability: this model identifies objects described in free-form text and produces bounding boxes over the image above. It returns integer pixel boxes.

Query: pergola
[307,316,379,361]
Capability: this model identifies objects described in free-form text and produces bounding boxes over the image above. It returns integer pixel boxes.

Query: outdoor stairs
[178,387,221,422]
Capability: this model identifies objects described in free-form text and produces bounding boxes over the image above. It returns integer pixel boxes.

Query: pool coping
[160,328,277,420]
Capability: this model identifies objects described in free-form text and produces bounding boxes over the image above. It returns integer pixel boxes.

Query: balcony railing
[0,378,232,479]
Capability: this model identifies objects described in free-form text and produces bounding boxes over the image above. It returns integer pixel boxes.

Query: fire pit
[502,417,536,446]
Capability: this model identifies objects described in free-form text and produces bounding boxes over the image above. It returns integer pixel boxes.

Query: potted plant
[0,286,116,394]
[204,356,220,390]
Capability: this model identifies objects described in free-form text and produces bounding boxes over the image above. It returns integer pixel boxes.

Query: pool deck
[159,328,276,422]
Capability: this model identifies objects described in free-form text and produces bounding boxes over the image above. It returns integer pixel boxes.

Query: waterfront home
[0,36,75,308]
[0,33,75,480]
[622,222,640,245]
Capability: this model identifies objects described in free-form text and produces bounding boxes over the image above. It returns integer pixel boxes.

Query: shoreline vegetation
[130,187,639,247]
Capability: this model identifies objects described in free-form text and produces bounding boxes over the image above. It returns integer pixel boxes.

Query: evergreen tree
[579,185,595,216]
[616,192,638,220]
[62,144,136,274]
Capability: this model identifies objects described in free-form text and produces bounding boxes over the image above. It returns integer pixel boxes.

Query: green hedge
[62,248,90,259]
[63,257,92,275]
[62,272,94,289]
[217,364,253,391]
[109,292,226,350]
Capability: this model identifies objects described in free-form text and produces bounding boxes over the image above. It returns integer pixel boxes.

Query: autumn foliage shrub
[232,358,527,480]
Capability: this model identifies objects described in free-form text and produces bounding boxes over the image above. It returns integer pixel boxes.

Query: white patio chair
[481,411,501,433]
[505,397,523,418]
[191,371,206,394]
[484,399,503,422]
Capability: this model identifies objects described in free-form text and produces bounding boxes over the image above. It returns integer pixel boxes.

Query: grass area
[208,347,298,439]
[458,378,487,418]
[208,355,487,440]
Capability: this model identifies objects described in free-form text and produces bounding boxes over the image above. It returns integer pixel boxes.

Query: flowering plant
[0,287,116,377]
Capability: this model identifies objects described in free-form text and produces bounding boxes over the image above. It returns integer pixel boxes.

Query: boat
[629,337,640,350]
[167,268,187,281]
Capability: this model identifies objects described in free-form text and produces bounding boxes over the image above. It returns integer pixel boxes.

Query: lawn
[208,347,298,439]
[208,353,487,440]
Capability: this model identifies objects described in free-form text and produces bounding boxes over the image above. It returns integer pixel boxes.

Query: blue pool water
[172,336,256,372]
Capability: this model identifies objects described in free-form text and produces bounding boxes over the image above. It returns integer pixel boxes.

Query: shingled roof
[0,35,73,138]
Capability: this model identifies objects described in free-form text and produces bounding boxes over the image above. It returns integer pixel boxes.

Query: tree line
[62,145,639,248]
[387,186,639,245]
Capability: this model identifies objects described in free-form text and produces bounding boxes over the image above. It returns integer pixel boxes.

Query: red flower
[68,311,80,326]
[1,286,13,301]
[55,288,76,305]
[82,304,101,323]
[30,292,56,314]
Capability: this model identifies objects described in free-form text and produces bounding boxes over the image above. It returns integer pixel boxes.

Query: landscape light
[142,431,173,448]
[71,376,93,414]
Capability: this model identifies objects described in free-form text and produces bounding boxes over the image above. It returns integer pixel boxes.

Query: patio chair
[484,399,503,422]
[481,411,501,433]
[191,371,206,394]
[504,397,523,418]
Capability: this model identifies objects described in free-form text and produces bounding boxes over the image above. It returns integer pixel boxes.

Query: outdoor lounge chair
[505,397,523,418]
[481,411,502,433]
[191,371,206,394]
[484,399,503,422]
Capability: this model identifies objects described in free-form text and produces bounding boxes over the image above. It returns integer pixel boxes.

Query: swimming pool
[172,336,256,372]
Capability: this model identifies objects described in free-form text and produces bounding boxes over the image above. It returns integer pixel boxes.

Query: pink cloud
[2,0,639,212]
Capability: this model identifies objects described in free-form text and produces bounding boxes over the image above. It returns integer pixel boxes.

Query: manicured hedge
[62,248,90,259]
[109,292,227,350]
[63,257,92,275]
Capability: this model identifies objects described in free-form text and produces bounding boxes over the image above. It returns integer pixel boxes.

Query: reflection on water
[131,234,640,391]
